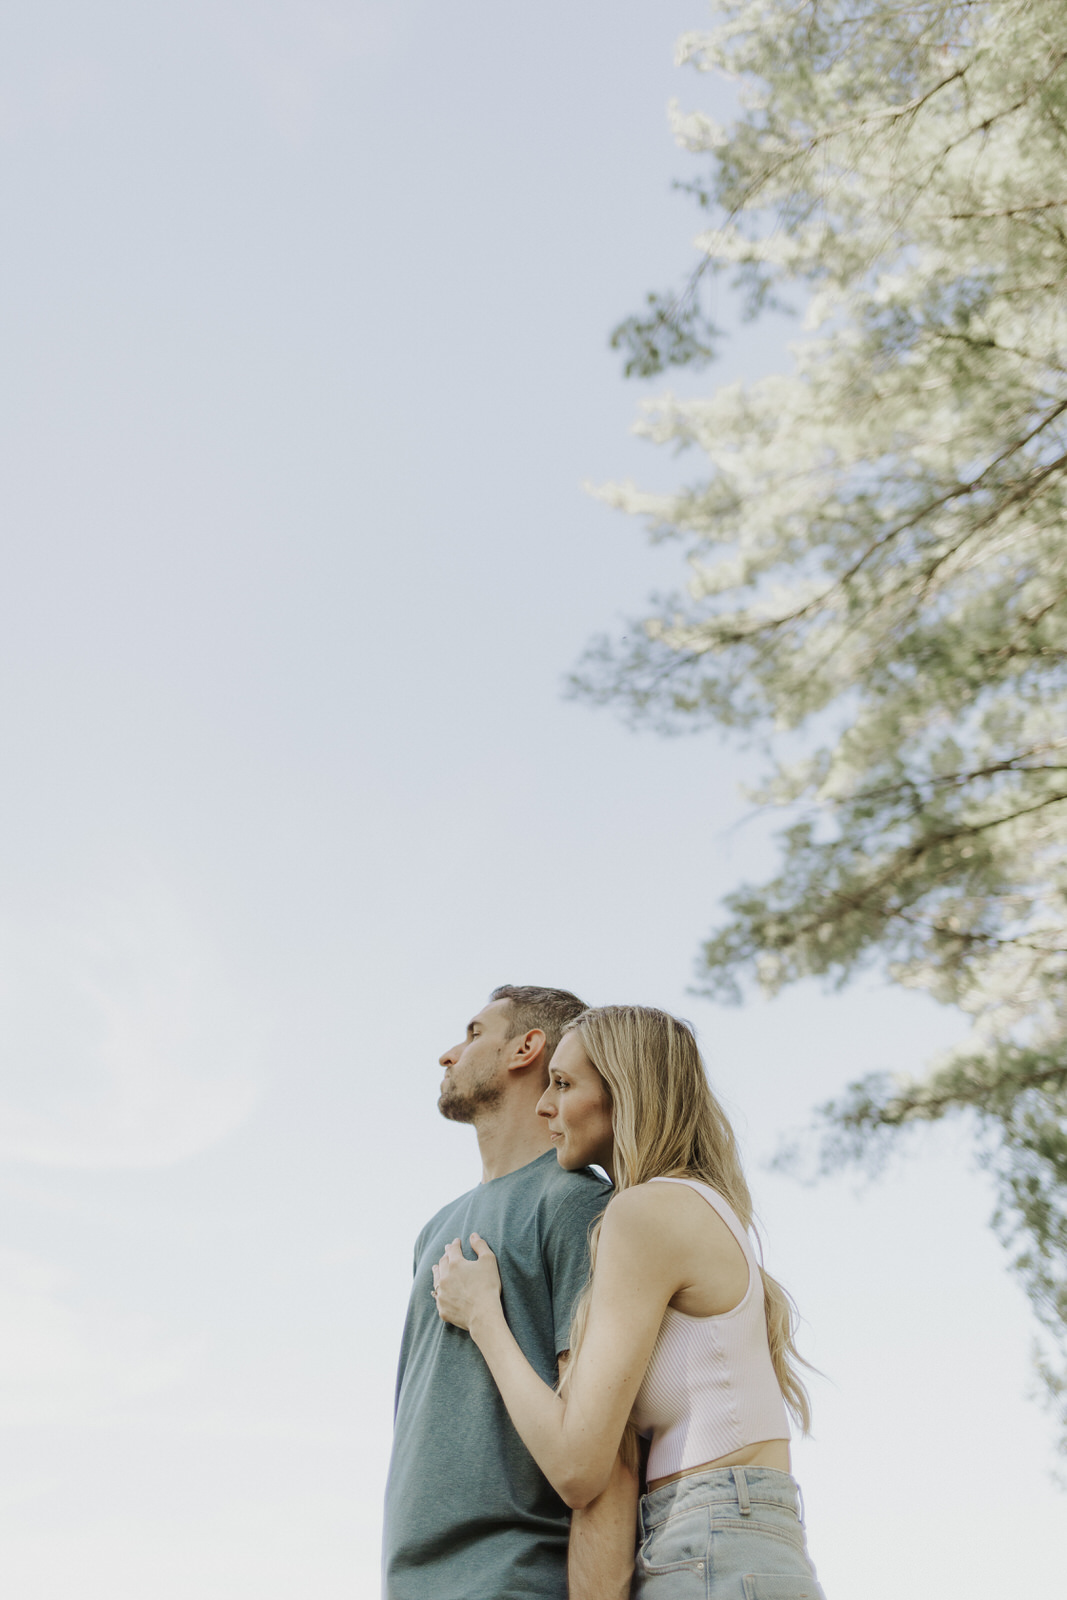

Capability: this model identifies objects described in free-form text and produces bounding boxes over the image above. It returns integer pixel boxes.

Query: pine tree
[578,0,1067,1449]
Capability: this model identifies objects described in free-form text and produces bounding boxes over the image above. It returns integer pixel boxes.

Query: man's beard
[438,1066,504,1124]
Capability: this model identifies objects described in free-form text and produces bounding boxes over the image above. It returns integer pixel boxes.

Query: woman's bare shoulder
[594,1183,699,1296]
[605,1179,741,1250]
[600,1180,706,1241]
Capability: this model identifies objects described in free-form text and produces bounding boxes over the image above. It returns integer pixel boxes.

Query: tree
[577,0,1067,1449]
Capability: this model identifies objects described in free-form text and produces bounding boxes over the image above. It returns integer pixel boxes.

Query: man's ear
[506,1028,547,1073]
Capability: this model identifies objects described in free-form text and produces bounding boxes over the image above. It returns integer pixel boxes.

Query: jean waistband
[641,1466,801,1528]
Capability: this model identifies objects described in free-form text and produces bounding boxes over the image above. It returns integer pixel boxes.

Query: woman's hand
[432,1233,503,1334]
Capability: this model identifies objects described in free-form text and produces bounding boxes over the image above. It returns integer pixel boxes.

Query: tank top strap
[647,1176,758,1269]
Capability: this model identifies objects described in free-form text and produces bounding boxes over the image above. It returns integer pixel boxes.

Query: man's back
[383,1151,608,1600]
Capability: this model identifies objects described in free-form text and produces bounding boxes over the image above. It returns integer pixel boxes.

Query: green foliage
[577,0,1067,1446]
[784,1048,1067,1454]
[609,284,720,378]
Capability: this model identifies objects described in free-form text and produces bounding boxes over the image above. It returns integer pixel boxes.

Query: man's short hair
[489,984,587,1072]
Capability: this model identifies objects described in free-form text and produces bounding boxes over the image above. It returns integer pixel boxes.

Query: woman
[432,1005,826,1598]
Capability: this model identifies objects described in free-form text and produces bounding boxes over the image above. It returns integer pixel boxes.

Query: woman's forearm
[568,1449,639,1600]
[468,1305,614,1509]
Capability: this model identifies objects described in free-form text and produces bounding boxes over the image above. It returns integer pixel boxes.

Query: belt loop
[796,1483,806,1526]
[732,1466,751,1515]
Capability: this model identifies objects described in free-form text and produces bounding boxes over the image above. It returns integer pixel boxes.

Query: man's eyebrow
[465,1018,481,1036]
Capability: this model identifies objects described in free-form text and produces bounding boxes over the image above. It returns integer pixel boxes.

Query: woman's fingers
[430,1234,502,1329]
[437,1235,492,1268]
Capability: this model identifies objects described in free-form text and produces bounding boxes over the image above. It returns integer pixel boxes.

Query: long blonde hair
[560,1006,813,1467]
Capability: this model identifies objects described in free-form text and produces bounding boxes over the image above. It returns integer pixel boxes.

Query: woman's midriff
[647,1437,791,1491]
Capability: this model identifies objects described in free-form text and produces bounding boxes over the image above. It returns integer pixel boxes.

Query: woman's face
[536,1032,614,1176]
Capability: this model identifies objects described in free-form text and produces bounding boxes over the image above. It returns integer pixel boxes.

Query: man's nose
[439,1045,459,1068]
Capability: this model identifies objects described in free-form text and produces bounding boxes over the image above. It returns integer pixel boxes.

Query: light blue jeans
[633,1466,826,1599]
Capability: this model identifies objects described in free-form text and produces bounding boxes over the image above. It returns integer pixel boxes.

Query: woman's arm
[433,1184,689,1508]
[568,1447,639,1600]
[561,1349,639,1600]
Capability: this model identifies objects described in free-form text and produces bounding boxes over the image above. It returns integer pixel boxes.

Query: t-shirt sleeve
[542,1181,609,1358]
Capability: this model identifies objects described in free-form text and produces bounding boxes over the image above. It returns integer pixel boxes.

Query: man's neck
[474,1107,554,1184]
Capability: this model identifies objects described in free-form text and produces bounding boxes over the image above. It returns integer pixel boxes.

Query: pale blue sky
[1,4,1061,1596]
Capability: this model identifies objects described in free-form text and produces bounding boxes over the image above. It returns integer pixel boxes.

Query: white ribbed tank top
[630,1178,789,1480]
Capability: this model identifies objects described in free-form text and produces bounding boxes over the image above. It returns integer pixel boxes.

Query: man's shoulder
[533,1154,610,1201]
[415,1156,608,1247]
[525,1154,611,1227]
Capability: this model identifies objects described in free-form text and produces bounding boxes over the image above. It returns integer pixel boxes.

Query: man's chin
[437,1092,474,1124]
[437,1084,503,1124]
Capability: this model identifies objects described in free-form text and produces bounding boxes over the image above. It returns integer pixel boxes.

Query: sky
[1,3,1063,1597]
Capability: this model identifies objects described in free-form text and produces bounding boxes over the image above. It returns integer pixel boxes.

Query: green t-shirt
[383,1151,610,1600]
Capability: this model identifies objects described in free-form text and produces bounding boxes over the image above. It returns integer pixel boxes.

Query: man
[383,985,637,1600]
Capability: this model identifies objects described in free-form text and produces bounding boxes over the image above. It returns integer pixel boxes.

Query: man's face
[437,1000,517,1123]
